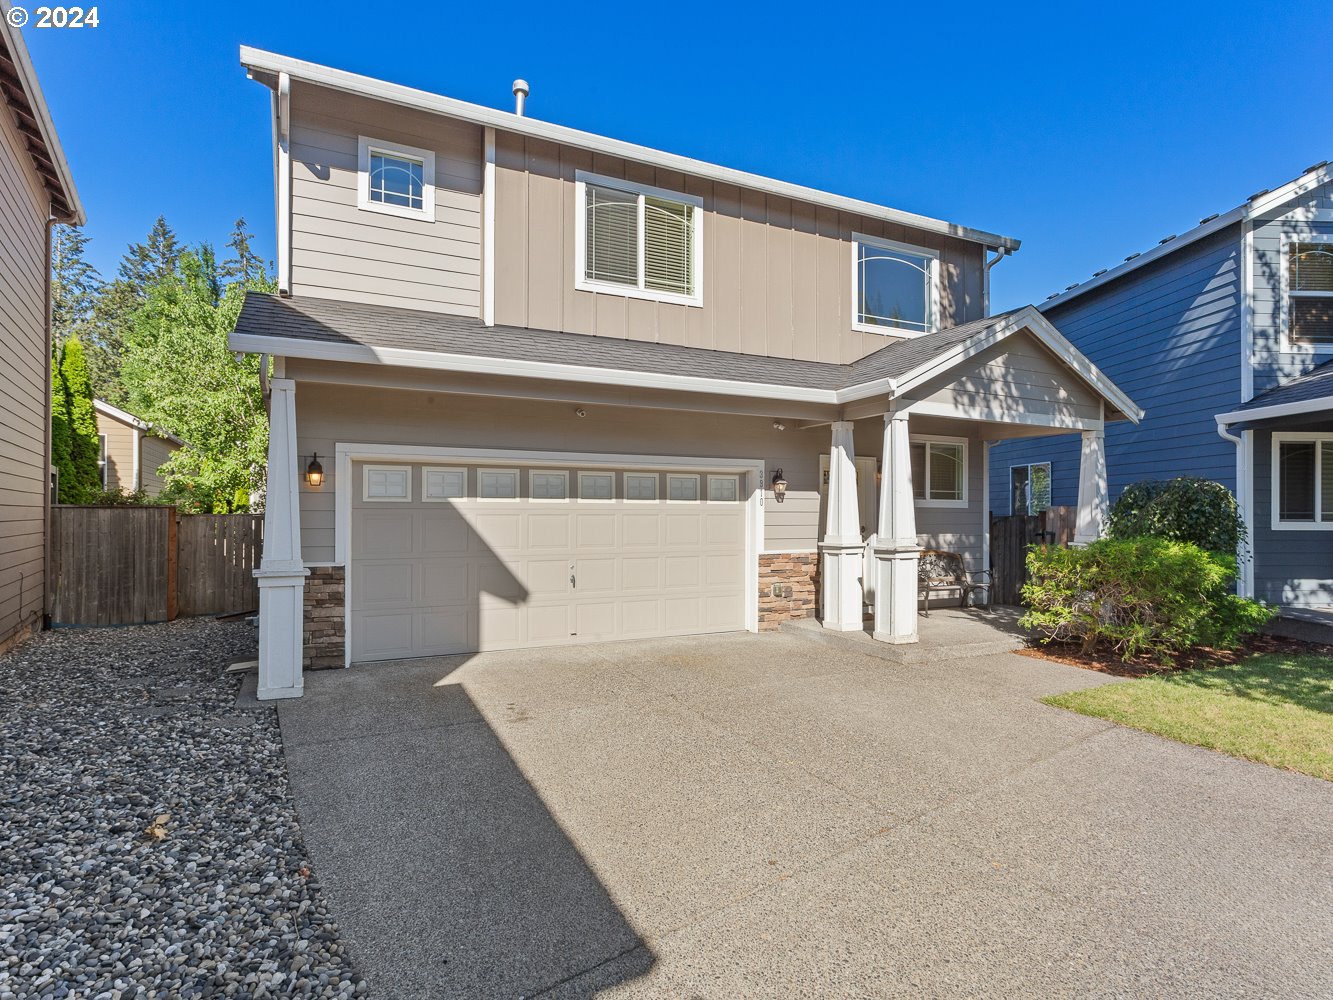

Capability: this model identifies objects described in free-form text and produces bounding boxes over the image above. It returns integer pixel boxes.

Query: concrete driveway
[277,628,1333,999]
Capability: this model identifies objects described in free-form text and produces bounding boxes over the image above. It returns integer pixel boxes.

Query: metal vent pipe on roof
[512,79,529,116]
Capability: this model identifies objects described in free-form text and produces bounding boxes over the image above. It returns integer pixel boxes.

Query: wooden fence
[49,506,263,627]
[989,505,1076,605]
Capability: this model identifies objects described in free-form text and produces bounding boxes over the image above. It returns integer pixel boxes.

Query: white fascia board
[1248,163,1333,216]
[1215,396,1333,426]
[94,398,150,431]
[238,46,1019,253]
[1,6,83,223]
[227,331,841,405]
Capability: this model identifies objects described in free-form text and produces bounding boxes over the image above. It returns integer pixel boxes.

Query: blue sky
[20,0,1333,311]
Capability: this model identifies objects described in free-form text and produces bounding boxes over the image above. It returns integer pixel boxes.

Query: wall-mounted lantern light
[771,468,788,503]
[305,453,324,488]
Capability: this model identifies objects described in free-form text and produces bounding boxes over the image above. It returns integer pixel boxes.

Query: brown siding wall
[139,435,178,496]
[493,130,986,364]
[0,101,51,649]
[95,411,135,491]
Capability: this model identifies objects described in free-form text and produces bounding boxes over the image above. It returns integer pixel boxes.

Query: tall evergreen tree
[58,337,101,502]
[220,218,266,286]
[49,346,74,502]
[50,225,101,341]
[118,215,181,288]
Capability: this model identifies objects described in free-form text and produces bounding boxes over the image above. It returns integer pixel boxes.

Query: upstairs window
[909,437,967,507]
[358,137,435,221]
[1289,240,1333,347]
[576,172,703,306]
[1011,462,1052,515]
[854,235,939,336]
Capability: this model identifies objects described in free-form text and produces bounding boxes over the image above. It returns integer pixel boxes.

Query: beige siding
[95,412,136,491]
[493,130,986,364]
[139,436,178,496]
[289,380,987,574]
[907,332,1103,425]
[288,83,482,316]
[0,104,51,648]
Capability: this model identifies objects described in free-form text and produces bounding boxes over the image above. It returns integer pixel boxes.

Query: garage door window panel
[668,474,700,502]
[625,473,659,501]
[422,467,467,501]
[363,465,411,501]
[708,475,740,502]
[479,468,520,500]
[578,472,615,500]
[530,470,570,501]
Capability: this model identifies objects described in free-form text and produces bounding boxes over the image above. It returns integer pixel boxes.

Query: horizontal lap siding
[492,131,986,366]
[0,105,51,647]
[140,437,177,496]
[1249,179,1333,393]
[1250,423,1333,605]
[289,83,482,317]
[96,413,135,491]
[988,225,1242,513]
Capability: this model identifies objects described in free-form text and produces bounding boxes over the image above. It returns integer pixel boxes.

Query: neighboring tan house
[231,48,1141,700]
[990,163,1333,612]
[93,399,183,496]
[0,9,82,652]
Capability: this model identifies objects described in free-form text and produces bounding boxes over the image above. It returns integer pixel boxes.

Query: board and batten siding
[492,131,985,365]
[1248,177,1333,394]
[288,83,482,316]
[0,102,52,649]
[285,376,986,580]
[988,224,1243,513]
[1249,420,1333,606]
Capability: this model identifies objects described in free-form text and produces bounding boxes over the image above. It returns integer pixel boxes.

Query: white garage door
[349,462,749,661]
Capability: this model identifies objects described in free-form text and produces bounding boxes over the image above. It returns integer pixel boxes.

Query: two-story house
[0,10,82,653]
[989,163,1333,613]
[229,48,1140,700]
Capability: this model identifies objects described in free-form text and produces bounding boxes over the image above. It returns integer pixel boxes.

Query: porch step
[781,614,1024,665]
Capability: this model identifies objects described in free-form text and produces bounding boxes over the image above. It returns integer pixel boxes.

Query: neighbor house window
[1011,462,1052,515]
[1288,240,1333,347]
[358,136,435,221]
[909,437,966,506]
[576,172,703,306]
[97,434,107,488]
[853,235,939,336]
[1273,434,1333,529]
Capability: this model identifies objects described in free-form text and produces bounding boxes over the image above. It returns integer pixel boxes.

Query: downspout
[42,216,56,629]
[1216,417,1253,598]
[275,72,292,296]
[983,247,1010,317]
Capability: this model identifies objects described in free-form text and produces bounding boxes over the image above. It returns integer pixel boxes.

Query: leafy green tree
[49,346,74,501]
[120,247,274,513]
[58,336,101,502]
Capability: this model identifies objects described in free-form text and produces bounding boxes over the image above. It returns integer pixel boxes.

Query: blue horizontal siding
[990,224,1242,514]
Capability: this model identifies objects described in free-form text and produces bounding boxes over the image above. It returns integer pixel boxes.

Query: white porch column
[819,420,864,631]
[872,411,921,644]
[256,377,309,700]
[1073,427,1108,546]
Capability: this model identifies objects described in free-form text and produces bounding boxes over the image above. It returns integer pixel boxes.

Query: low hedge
[1019,537,1273,663]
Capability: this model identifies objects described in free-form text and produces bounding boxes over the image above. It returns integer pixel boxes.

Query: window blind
[644,196,694,295]
[585,184,638,286]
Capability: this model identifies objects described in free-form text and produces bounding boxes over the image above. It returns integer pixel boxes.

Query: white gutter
[239,46,1019,253]
[1215,395,1333,427]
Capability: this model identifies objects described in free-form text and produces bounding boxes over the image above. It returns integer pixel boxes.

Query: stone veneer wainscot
[758,553,819,629]
[303,566,345,669]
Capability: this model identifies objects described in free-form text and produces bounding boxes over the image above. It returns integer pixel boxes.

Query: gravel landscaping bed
[0,619,366,999]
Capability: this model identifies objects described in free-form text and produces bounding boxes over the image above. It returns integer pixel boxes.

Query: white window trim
[573,170,704,308]
[851,233,941,338]
[707,474,741,503]
[1009,461,1052,516]
[97,433,108,489]
[910,435,968,508]
[666,473,702,503]
[529,469,570,502]
[421,466,467,501]
[624,472,660,502]
[576,471,616,501]
[357,135,436,222]
[477,467,520,501]
[1270,432,1333,531]
[1280,234,1333,354]
[362,464,412,502]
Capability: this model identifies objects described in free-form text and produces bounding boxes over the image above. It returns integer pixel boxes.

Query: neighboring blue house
[990,162,1333,609]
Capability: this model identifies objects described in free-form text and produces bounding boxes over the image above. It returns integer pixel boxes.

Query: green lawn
[1042,653,1333,781]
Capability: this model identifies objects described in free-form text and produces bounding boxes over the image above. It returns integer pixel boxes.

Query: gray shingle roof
[232,293,1028,394]
[1234,360,1333,413]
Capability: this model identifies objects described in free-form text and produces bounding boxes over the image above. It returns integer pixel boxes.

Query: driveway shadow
[278,659,653,998]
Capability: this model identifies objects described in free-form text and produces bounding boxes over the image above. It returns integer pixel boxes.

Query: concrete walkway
[275,628,1333,999]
